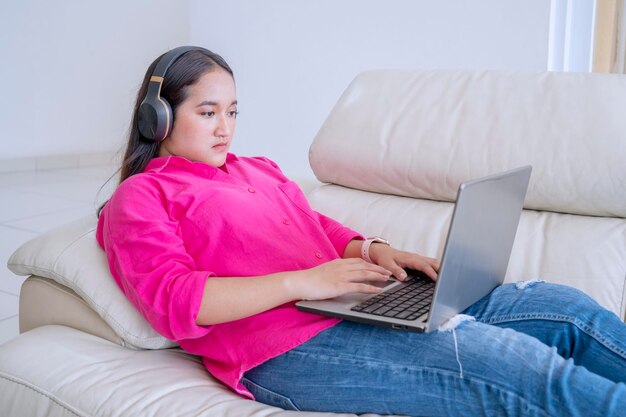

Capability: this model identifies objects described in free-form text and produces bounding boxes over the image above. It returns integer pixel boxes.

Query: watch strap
[360,237,390,263]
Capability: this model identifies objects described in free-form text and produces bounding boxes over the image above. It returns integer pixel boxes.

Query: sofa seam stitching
[0,372,87,417]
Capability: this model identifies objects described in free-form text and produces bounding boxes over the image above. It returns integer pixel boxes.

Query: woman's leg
[243,319,626,417]
[464,281,626,383]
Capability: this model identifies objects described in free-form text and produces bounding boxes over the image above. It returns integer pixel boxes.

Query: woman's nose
[215,114,232,137]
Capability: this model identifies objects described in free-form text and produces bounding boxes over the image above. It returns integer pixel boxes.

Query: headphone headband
[151,46,210,79]
[137,46,211,142]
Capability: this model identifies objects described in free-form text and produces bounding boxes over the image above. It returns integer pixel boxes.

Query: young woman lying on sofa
[96,46,626,417]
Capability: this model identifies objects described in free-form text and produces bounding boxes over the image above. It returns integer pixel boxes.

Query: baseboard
[0,151,119,173]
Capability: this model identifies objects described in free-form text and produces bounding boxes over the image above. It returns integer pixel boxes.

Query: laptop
[296,165,532,332]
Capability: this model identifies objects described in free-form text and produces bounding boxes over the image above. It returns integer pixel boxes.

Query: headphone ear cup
[137,97,173,142]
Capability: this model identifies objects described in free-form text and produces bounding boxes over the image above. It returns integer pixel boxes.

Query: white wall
[0,0,189,161]
[1,1,553,179]
[190,0,552,179]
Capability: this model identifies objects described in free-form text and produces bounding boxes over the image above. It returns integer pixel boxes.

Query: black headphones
[137,46,210,142]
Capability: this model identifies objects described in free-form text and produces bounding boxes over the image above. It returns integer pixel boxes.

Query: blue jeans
[242,282,626,416]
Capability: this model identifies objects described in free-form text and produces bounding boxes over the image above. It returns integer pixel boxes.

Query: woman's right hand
[287,258,393,301]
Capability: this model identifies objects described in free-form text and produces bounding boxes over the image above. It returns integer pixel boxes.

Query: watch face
[371,236,390,245]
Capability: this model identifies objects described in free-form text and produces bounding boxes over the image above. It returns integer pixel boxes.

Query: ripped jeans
[242,282,626,416]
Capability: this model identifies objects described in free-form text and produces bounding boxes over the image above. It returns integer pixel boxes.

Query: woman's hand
[199,259,391,325]
[368,244,440,282]
[287,258,393,301]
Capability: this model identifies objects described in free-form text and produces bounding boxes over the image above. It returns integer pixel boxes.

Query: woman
[97,46,626,416]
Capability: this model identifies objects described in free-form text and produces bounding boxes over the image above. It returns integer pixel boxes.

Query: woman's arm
[196,258,392,325]
[343,239,440,282]
[197,240,441,326]
[313,211,439,282]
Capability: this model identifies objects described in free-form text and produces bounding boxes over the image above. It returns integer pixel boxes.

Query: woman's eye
[201,111,215,117]
[228,110,239,118]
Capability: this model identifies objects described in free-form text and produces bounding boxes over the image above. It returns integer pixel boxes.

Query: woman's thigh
[243,319,626,417]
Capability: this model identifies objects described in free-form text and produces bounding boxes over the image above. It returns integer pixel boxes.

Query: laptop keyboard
[350,274,435,321]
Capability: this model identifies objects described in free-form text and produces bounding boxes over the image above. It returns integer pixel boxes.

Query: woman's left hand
[368,244,440,282]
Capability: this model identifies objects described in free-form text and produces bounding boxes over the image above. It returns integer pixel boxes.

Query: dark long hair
[121,48,233,183]
[98,48,233,216]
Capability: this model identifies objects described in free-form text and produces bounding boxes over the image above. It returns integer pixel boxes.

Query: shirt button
[247,187,256,193]
[314,251,322,259]
[282,219,290,225]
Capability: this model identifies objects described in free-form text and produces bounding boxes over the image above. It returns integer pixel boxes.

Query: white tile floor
[0,164,118,345]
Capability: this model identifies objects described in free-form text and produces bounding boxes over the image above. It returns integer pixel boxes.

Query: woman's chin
[203,153,228,167]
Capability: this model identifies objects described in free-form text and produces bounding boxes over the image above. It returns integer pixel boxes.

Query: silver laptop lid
[425,165,532,331]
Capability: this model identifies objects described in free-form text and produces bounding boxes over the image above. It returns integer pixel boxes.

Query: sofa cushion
[0,325,372,417]
[7,216,176,350]
[310,70,626,218]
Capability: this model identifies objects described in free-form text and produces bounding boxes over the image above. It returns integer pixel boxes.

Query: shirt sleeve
[315,211,364,257]
[97,177,213,342]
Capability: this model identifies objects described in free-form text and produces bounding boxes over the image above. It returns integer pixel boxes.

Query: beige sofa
[1,70,625,417]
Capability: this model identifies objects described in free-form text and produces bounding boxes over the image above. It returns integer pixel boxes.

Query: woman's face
[159,69,237,167]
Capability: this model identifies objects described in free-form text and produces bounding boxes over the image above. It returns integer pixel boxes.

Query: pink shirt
[96,154,362,398]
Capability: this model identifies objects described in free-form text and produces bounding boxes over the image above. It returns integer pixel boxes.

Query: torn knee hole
[438,314,476,332]
[515,279,546,290]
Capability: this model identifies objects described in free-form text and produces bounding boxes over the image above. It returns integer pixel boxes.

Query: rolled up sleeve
[98,180,213,342]
[316,211,364,257]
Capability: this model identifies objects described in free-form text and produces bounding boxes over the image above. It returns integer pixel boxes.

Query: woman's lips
[212,142,228,149]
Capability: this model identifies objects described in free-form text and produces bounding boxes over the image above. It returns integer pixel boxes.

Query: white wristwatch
[361,236,390,263]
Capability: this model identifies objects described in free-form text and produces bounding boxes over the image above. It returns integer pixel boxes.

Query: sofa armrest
[19,276,123,346]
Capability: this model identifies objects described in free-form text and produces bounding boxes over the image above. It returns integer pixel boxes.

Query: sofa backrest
[307,70,626,318]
